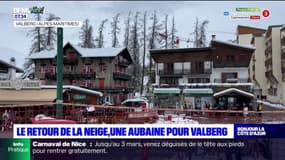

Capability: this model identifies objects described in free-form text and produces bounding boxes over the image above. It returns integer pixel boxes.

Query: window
[82,79,94,88]
[115,64,119,72]
[82,65,94,73]
[204,61,211,73]
[183,62,191,73]
[221,72,238,83]
[50,65,56,73]
[100,63,107,72]
[65,65,72,72]
[157,63,164,71]
[39,65,46,73]
[69,52,75,61]
[114,80,122,87]
[99,79,105,89]
[174,62,183,74]
[226,55,235,62]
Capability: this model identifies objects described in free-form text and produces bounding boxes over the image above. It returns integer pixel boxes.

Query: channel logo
[13,8,29,20]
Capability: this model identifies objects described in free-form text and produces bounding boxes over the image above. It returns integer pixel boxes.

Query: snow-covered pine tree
[44,13,60,51]
[110,13,120,47]
[97,19,108,48]
[79,19,96,48]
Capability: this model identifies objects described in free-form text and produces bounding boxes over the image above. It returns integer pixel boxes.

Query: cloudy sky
[0,1,285,68]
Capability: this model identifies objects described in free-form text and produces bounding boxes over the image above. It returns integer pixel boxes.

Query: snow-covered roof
[211,40,256,50]
[69,43,125,58]
[257,99,285,110]
[41,85,103,97]
[214,88,254,98]
[183,88,213,94]
[28,50,56,59]
[153,88,181,94]
[0,59,23,72]
[28,42,126,59]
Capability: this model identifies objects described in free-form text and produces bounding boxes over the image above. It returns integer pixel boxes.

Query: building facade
[239,25,285,104]
[237,25,267,99]
[29,42,133,105]
[150,40,255,110]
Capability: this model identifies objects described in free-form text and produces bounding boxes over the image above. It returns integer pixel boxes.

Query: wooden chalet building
[0,58,23,80]
[150,39,255,110]
[28,42,133,105]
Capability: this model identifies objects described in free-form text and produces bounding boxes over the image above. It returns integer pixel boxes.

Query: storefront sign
[0,80,41,90]
[73,94,86,100]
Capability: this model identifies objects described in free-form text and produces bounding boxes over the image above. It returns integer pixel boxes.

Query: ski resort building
[28,42,133,105]
[150,39,255,110]
[238,25,285,105]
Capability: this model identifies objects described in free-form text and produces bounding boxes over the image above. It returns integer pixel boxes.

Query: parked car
[121,98,151,112]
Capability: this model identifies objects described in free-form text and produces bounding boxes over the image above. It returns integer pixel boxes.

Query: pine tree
[22,13,46,79]
[124,11,132,49]
[44,13,60,50]
[79,19,95,48]
[169,16,178,49]
[193,17,199,48]
[158,14,169,49]
[192,18,209,48]
[28,13,46,54]
[199,20,209,47]
[129,12,142,93]
[148,11,162,70]
[110,13,120,47]
[97,19,108,48]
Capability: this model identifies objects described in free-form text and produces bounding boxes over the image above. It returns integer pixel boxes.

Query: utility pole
[56,27,63,118]
[140,12,147,95]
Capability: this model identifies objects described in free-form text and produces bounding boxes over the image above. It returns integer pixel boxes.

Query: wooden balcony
[113,72,131,80]
[93,86,134,93]
[158,69,211,77]
[214,78,249,83]
[45,72,96,79]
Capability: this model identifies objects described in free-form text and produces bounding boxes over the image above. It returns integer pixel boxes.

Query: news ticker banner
[4,138,285,160]
[13,124,285,139]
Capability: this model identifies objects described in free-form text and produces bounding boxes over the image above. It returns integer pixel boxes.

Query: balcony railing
[93,86,134,92]
[113,72,131,80]
[45,72,96,79]
[214,78,249,83]
[158,69,212,76]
